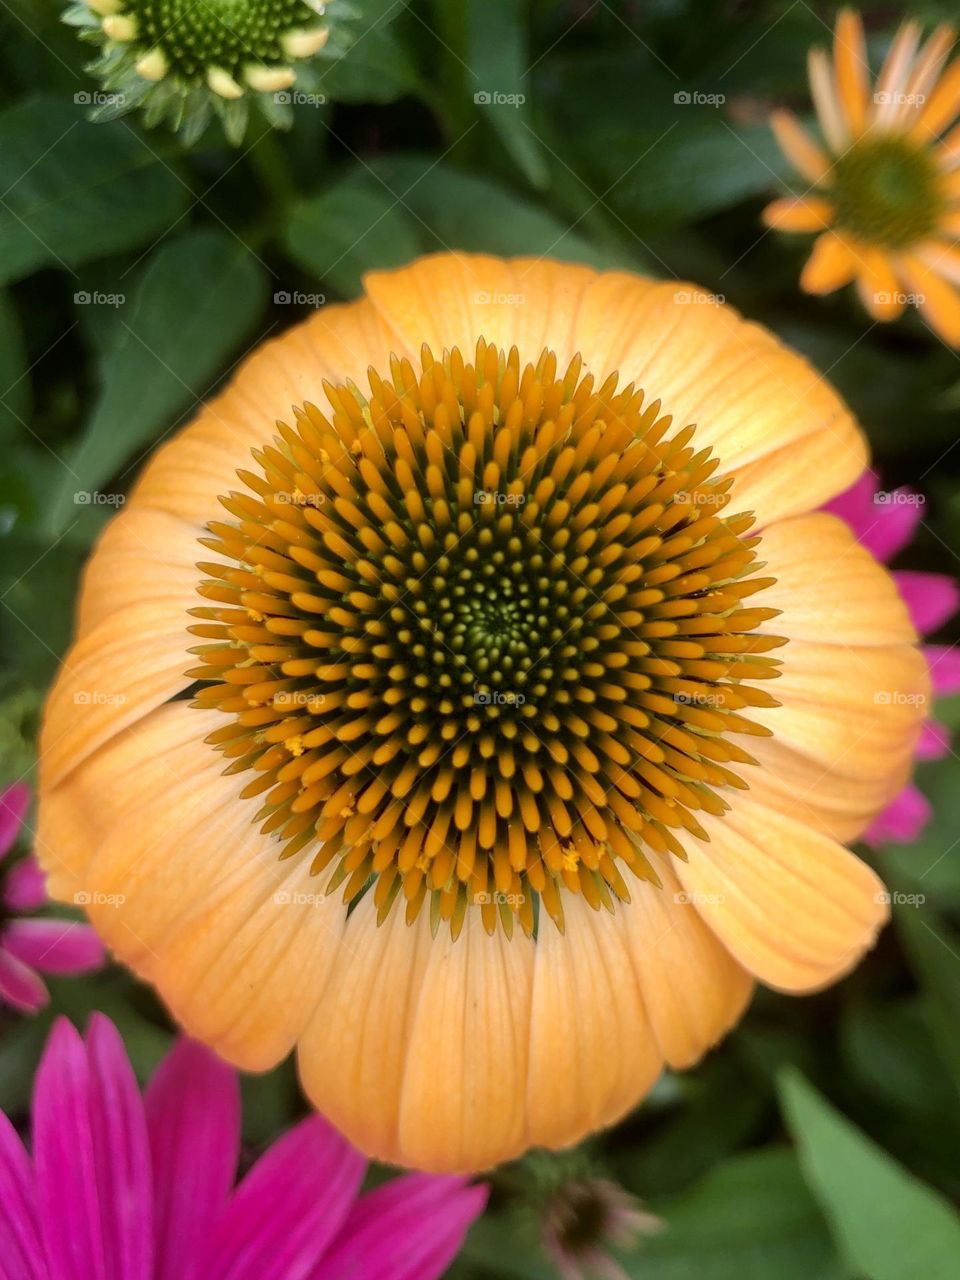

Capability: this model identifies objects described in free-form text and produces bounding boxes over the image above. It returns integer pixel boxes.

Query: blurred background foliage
[1,0,960,1276]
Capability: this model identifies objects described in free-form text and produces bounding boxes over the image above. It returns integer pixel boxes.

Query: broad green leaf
[363,155,637,267]
[780,1067,960,1280]
[283,182,422,297]
[319,0,419,104]
[0,95,189,285]
[0,292,29,439]
[467,0,548,188]
[45,229,268,536]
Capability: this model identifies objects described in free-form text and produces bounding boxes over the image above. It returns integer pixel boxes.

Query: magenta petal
[861,490,923,562]
[917,720,950,761]
[201,1115,365,1280]
[0,1109,48,1279]
[824,469,877,540]
[863,783,932,847]
[85,1016,152,1280]
[3,921,105,977]
[33,1018,109,1280]
[0,785,29,862]
[309,1173,488,1280]
[0,947,47,1014]
[926,644,960,696]
[144,1039,240,1280]
[3,859,48,913]
[894,571,960,636]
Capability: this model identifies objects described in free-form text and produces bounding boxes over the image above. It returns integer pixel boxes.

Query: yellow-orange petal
[900,25,956,130]
[43,704,346,1068]
[770,109,832,183]
[916,239,960,286]
[762,195,835,231]
[834,8,869,136]
[854,247,907,321]
[675,797,889,993]
[898,251,960,344]
[800,231,860,294]
[873,20,921,131]
[911,53,960,142]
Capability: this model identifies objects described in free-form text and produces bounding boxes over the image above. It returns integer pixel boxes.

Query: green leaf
[319,0,419,104]
[779,1067,960,1280]
[467,0,548,188]
[283,182,422,297]
[44,229,267,536]
[362,155,638,268]
[0,292,29,439]
[0,95,190,285]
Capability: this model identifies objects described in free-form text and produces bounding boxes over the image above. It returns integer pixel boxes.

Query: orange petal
[770,109,832,183]
[674,797,890,993]
[833,8,869,136]
[762,195,835,231]
[911,53,960,142]
[898,251,960,344]
[873,20,921,131]
[853,246,906,320]
[800,231,860,294]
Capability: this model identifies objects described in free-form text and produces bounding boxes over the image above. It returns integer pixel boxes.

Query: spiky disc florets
[189,342,785,938]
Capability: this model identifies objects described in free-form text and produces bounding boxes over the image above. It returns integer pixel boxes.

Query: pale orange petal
[834,8,869,136]
[42,704,346,1068]
[898,250,960,343]
[762,195,835,231]
[916,239,960,285]
[675,797,889,993]
[809,47,848,151]
[800,231,860,294]
[525,893,663,1152]
[873,20,921,130]
[898,25,956,130]
[770,109,832,183]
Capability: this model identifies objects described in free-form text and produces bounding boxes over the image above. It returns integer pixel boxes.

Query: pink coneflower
[0,1013,487,1279]
[827,471,960,843]
[0,784,104,1012]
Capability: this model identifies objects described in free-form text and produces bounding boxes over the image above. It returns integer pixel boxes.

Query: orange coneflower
[37,254,927,1173]
[763,8,960,344]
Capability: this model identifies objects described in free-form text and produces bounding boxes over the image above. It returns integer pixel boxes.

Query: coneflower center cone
[188,341,785,938]
[829,136,944,249]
